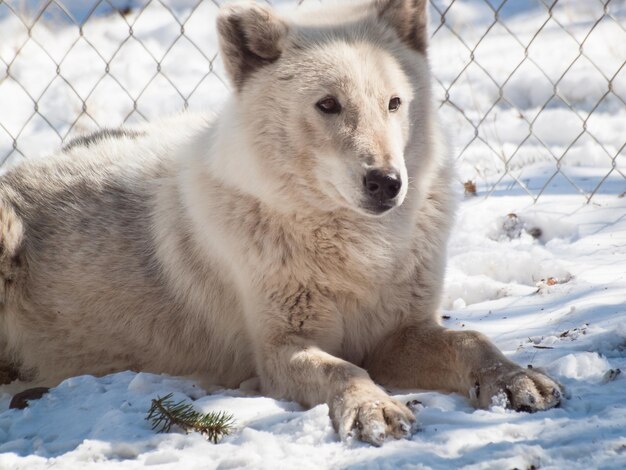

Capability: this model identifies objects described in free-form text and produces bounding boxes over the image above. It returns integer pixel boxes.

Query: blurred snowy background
[0,1,625,469]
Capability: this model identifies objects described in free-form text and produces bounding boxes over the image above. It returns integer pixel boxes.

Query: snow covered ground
[0,1,625,469]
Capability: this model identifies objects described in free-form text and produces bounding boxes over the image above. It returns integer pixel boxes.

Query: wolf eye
[388,96,401,112]
[316,97,341,114]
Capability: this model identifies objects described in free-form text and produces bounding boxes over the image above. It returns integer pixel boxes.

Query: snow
[1,0,625,469]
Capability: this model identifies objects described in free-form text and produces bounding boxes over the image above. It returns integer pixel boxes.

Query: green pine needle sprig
[146,393,235,443]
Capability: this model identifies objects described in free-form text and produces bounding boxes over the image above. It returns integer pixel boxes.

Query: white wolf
[0,0,561,445]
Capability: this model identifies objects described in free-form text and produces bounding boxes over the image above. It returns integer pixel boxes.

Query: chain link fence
[0,0,624,201]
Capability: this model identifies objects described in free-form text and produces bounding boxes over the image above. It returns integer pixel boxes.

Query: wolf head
[216,0,434,217]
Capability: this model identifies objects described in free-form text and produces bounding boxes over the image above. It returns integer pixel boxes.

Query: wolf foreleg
[254,336,415,445]
[365,324,562,411]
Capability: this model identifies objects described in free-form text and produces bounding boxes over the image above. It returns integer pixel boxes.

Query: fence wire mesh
[0,0,624,201]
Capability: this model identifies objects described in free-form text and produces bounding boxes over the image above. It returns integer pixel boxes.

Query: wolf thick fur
[0,0,561,445]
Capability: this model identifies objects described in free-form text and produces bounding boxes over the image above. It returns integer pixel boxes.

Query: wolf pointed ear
[217,2,288,91]
[376,0,429,54]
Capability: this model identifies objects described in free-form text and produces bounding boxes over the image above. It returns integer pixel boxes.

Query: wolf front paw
[479,366,563,412]
[330,382,417,446]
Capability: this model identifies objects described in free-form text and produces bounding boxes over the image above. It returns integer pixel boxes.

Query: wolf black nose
[364,169,402,201]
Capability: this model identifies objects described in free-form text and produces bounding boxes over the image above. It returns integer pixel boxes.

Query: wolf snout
[363,168,402,210]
